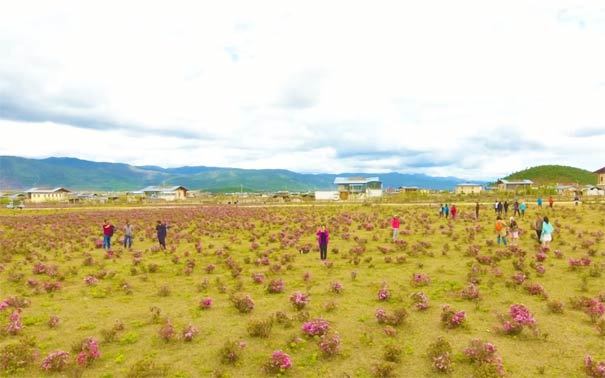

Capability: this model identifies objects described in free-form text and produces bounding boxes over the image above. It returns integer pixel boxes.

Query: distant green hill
[504,165,596,185]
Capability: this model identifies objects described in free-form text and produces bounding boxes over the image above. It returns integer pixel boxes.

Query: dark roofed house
[496,179,533,191]
[594,167,605,188]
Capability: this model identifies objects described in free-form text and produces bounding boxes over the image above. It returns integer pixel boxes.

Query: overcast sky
[1,1,604,180]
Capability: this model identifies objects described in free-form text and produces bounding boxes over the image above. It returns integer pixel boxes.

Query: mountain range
[0,156,484,192]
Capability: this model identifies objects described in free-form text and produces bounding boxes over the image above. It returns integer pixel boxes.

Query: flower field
[1,202,604,377]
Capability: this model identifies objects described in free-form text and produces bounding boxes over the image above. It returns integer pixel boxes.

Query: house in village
[554,184,580,196]
[583,185,604,196]
[334,177,382,200]
[455,183,483,195]
[138,186,188,201]
[594,167,605,189]
[495,179,533,191]
[25,187,71,203]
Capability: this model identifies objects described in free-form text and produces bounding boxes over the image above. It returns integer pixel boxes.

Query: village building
[139,185,188,201]
[334,177,382,200]
[495,179,533,191]
[25,187,71,203]
[455,183,483,195]
[594,167,605,189]
[583,185,604,196]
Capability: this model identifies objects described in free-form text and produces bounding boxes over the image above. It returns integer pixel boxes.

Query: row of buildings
[3,169,605,203]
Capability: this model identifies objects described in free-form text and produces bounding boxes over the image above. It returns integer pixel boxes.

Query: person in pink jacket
[391,215,400,241]
[316,225,329,261]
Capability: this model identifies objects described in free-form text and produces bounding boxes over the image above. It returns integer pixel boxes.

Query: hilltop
[503,165,596,186]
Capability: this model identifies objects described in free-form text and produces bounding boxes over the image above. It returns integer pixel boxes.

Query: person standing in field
[156,220,168,249]
[316,225,329,261]
[123,220,134,249]
[102,219,115,250]
[391,215,400,242]
[495,216,507,246]
[494,200,498,214]
[540,216,554,248]
[439,204,444,217]
[519,201,527,217]
[513,201,520,217]
[537,197,543,207]
[509,217,519,246]
[548,196,554,208]
[533,214,543,243]
[475,202,480,219]
[450,205,457,219]
[574,195,580,206]
[443,204,450,218]
[503,201,509,216]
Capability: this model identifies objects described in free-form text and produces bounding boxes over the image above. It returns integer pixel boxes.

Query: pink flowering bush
[83,276,98,286]
[585,355,605,378]
[289,291,310,310]
[76,337,101,367]
[411,272,430,287]
[301,318,330,337]
[330,281,344,294]
[496,304,538,336]
[460,283,480,301]
[582,298,605,322]
[231,294,255,314]
[411,292,429,310]
[40,350,70,372]
[158,320,175,341]
[377,284,391,301]
[267,279,285,294]
[427,337,453,373]
[440,305,466,329]
[464,339,505,377]
[199,297,213,310]
[318,331,341,357]
[263,350,292,374]
[375,308,408,327]
[6,310,23,335]
[182,324,199,342]
[251,272,265,283]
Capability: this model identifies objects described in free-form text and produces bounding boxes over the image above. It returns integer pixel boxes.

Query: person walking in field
[316,225,329,261]
[439,204,444,218]
[123,220,134,249]
[443,204,450,218]
[520,201,527,217]
[533,214,543,243]
[509,217,519,246]
[450,205,457,219]
[391,215,400,242]
[156,220,168,249]
[503,201,509,216]
[537,197,543,207]
[548,196,554,208]
[475,202,480,219]
[494,200,498,214]
[540,216,554,248]
[102,219,115,250]
[513,201,520,217]
[495,216,507,246]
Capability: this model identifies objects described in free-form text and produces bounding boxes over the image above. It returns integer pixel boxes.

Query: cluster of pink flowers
[318,332,341,356]
[199,297,213,310]
[535,251,547,262]
[48,315,60,328]
[535,264,546,275]
[289,291,310,310]
[584,355,605,378]
[582,298,605,322]
[330,281,344,294]
[512,272,527,285]
[205,264,216,273]
[440,305,466,329]
[301,318,330,336]
[251,272,265,283]
[43,282,61,293]
[182,324,200,342]
[41,350,70,371]
[412,273,430,287]
[460,284,480,300]
[464,339,504,376]
[76,337,101,367]
[83,276,98,286]
[498,304,537,336]
[411,292,429,310]
[569,257,592,267]
[267,279,285,293]
[6,310,23,335]
[377,286,391,301]
[0,300,9,311]
[264,350,292,372]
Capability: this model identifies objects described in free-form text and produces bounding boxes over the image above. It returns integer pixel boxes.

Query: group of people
[493,200,527,217]
[438,204,458,219]
[102,219,170,250]
[494,214,554,248]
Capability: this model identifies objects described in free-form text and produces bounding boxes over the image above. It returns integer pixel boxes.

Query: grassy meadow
[0,202,604,377]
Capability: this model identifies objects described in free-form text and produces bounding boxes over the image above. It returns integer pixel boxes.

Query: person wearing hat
[391,215,400,242]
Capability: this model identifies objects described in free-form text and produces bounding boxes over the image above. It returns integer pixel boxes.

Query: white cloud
[1,0,605,180]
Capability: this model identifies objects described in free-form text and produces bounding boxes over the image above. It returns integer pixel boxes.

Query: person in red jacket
[102,219,115,250]
[391,215,400,241]
[316,225,329,261]
[451,205,457,219]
